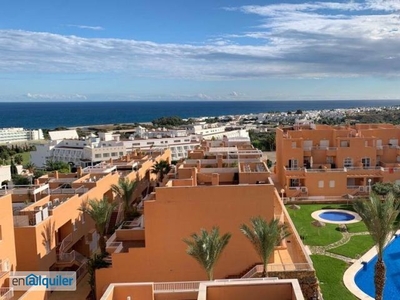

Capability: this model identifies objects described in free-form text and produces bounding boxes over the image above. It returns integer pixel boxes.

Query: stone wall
[268,270,320,300]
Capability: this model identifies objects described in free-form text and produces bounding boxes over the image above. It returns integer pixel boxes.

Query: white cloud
[26,93,87,100]
[66,24,104,30]
[1,1,400,81]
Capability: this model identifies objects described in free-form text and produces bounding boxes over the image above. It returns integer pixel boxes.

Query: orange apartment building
[96,139,318,300]
[276,123,400,198]
[0,149,170,300]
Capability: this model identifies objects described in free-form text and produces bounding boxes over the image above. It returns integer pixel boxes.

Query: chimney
[54,171,59,179]
[217,155,223,168]
[191,167,198,186]
[34,179,40,186]
[77,166,83,178]
[211,173,219,186]
[196,160,201,171]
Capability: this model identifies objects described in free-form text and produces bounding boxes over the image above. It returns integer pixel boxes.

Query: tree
[24,162,36,173]
[45,160,71,173]
[79,198,117,256]
[87,253,111,300]
[111,178,138,221]
[183,227,231,280]
[353,192,400,300]
[10,160,18,176]
[240,217,290,277]
[151,160,171,183]
[14,154,23,165]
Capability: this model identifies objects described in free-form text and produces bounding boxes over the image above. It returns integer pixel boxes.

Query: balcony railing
[242,263,312,279]
[0,288,14,300]
[154,281,200,293]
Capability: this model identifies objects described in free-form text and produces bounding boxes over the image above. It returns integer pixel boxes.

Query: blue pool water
[355,236,400,299]
[319,211,355,222]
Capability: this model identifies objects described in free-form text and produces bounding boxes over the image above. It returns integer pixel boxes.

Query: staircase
[225,263,260,279]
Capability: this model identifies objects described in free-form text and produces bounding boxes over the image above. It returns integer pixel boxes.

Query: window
[362,157,371,167]
[292,142,296,149]
[147,142,154,145]
[343,157,353,167]
[95,154,101,158]
[174,140,181,143]
[340,140,349,147]
[288,159,298,169]
[318,180,324,188]
[326,156,334,164]
[103,153,110,158]
[329,180,335,188]
[119,152,123,156]
[111,152,118,157]
[290,179,299,187]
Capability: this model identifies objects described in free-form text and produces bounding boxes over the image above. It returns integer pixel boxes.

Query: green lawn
[287,204,354,246]
[329,235,374,259]
[311,255,356,300]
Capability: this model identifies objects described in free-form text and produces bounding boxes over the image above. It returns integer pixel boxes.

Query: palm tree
[183,227,231,280]
[111,178,138,221]
[151,160,171,183]
[240,216,290,277]
[24,162,36,173]
[79,198,117,256]
[353,192,400,300]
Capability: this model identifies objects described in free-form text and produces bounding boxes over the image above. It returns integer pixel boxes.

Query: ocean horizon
[1,100,399,129]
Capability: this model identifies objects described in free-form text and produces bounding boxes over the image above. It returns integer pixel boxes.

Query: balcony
[326,147,337,156]
[345,167,383,177]
[284,167,305,178]
[0,288,14,300]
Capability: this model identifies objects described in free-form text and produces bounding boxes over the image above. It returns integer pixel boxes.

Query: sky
[1,0,400,101]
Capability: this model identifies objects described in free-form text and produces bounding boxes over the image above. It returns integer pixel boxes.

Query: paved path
[308,231,370,263]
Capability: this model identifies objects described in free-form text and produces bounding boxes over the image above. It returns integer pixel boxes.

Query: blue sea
[0,100,399,129]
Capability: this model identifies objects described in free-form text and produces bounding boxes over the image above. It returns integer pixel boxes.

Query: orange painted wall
[96,184,277,297]
[0,194,17,288]
[206,283,294,300]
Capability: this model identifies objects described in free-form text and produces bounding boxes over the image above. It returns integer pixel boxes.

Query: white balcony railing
[0,288,14,300]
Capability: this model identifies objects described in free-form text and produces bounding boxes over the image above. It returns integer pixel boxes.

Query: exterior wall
[0,128,43,144]
[206,284,294,300]
[96,184,277,296]
[0,194,17,288]
[277,124,400,197]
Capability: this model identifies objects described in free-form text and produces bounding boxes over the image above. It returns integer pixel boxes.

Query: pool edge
[311,209,362,224]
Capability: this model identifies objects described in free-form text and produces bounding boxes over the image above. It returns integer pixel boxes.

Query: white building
[30,130,126,167]
[0,128,44,144]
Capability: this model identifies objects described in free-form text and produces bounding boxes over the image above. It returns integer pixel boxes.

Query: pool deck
[311,209,362,225]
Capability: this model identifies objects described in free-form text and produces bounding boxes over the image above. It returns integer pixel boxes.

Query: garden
[287,204,374,300]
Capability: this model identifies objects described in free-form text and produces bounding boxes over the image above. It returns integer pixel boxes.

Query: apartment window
[290,179,299,187]
[111,152,118,157]
[343,157,353,167]
[377,156,381,166]
[362,157,371,167]
[318,180,324,188]
[184,139,190,142]
[103,153,110,158]
[340,140,349,147]
[95,154,101,158]
[174,140,181,143]
[119,152,123,156]
[329,180,335,188]
[147,142,154,145]
[326,156,334,164]
[292,142,296,149]
[288,159,298,169]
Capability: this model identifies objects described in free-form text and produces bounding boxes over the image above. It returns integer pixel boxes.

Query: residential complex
[276,123,400,198]
[31,123,249,166]
[0,149,170,300]
[0,128,44,144]
[96,139,317,300]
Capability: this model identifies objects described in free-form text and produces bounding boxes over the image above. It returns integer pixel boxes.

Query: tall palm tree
[183,227,231,280]
[111,178,138,221]
[79,198,117,255]
[24,162,36,173]
[151,160,171,183]
[353,192,400,300]
[240,216,290,277]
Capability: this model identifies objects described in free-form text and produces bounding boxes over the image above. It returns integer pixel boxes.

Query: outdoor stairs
[107,211,119,234]
[225,263,259,279]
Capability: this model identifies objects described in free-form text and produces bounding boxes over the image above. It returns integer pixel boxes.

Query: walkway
[308,231,370,263]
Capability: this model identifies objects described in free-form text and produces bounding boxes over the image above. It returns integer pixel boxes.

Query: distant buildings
[276,123,400,198]
[31,123,250,167]
[0,128,43,144]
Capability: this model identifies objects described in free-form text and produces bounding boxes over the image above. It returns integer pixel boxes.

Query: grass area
[287,204,355,246]
[311,255,357,300]
[2,152,30,166]
[329,235,374,259]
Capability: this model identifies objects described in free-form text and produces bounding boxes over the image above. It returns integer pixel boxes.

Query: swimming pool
[311,209,361,224]
[353,236,400,299]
